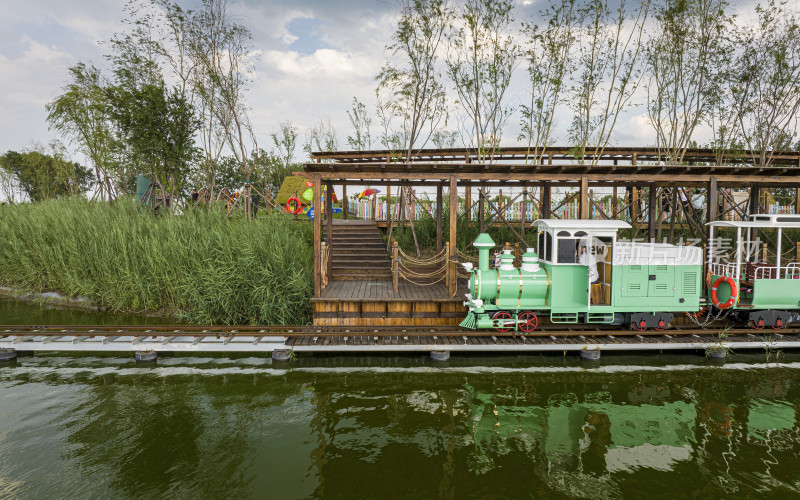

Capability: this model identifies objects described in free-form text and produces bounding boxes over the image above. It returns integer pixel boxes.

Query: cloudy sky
[0,0,764,164]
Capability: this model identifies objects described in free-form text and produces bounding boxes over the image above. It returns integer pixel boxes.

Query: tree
[377,0,452,158]
[106,81,199,210]
[271,121,299,167]
[303,119,339,157]
[346,98,372,151]
[645,0,732,163]
[446,0,517,160]
[568,0,652,163]
[46,63,119,201]
[520,0,580,163]
[0,147,94,202]
[0,162,22,204]
[732,0,800,167]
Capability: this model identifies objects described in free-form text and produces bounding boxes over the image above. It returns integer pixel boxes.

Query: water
[2,299,800,498]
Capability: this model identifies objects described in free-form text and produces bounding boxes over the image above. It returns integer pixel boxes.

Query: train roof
[708,214,800,229]
[532,219,632,230]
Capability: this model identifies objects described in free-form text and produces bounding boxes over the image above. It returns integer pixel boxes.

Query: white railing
[754,265,800,280]
[710,263,742,280]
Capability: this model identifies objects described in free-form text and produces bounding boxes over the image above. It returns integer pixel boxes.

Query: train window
[543,232,552,261]
[558,238,579,263]
[557,230,571,237]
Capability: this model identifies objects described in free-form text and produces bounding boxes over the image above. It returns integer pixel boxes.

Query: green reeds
[0,198,313,325]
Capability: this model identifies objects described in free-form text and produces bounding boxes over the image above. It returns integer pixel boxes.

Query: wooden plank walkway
[314,280,468,302]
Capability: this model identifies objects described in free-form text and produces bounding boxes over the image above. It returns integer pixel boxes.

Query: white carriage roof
[707,221,800,229]
[709,213,800,229]
[532,219,632,230]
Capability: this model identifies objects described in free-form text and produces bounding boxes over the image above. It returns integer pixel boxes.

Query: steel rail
[0,324,798,338]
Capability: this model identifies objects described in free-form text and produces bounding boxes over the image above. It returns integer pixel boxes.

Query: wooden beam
[313,174,322,297]
[579,176,589,219]
[436,184,443,253]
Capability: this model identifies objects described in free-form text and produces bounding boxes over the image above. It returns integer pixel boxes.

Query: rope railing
[397,247,447,266]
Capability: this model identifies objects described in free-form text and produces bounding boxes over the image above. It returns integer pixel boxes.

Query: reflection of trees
[60,372,301,497]
[37,364,800,498]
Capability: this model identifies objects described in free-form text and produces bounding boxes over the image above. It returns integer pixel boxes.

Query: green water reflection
[2,355,800,499]
[0,297,169,325]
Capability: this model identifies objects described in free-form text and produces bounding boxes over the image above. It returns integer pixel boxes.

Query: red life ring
[710,275,738,309]
[285,196,303,214]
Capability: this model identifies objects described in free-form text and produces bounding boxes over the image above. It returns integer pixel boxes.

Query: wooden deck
[313,279,469,327]
[314,280,468,302]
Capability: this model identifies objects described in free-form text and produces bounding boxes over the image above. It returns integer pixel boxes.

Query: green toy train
[460,217,791,332]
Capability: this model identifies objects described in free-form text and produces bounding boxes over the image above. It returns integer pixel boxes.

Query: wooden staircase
[329,220,392,281]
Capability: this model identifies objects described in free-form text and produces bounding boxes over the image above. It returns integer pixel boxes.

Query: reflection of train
[460,214,800,332]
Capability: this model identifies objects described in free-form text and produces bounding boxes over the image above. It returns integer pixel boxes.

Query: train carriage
[707,214,800,329]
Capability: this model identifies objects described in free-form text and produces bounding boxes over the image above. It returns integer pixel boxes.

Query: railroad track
[1,323,799,338]
[2,323,800,354]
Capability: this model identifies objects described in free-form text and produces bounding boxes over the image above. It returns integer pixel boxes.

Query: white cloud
[0,37,75,151]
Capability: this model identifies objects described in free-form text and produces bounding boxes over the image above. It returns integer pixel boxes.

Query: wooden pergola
[302,146,800,298]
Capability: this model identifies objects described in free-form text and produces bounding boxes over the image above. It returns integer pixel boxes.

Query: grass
[0,198,313,325]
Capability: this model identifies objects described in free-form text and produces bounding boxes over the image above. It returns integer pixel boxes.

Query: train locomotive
[460,219,706,332]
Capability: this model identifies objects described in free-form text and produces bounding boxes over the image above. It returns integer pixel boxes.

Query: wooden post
[648,184,657,241]
[436,184,443,253]
[541,181,551,219]
[795,188,800,214]
[386,183,392,222]
[313,174,322,297]
[325,181,333,246]
[795,241,800,262]
[762,243,768,263]
[521,184,527,236]
[749,184,760,216]
[514,243,520,267]
[392,239,399,292]
[342,184,348,219]
[748,183,759,242]
[445,241,451,294]
[320,241,327,289]
[579,176,589,219]
[371,193,377,221]
[631,187,640,222]
[668,188,678,243]
[448,175,458,293]
[479,188,485,232]
[612,186,618,216]
[498,188,504,228]
[464,181,472,223]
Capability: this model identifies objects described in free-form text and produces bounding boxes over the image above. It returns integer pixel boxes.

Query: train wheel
[772,318,785,330]
[518,311,538,334]
[631,321,647,332]
[751,319,765,330]
[492,311,512,333]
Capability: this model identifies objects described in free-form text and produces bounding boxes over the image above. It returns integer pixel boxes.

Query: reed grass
[0,198,313,325]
